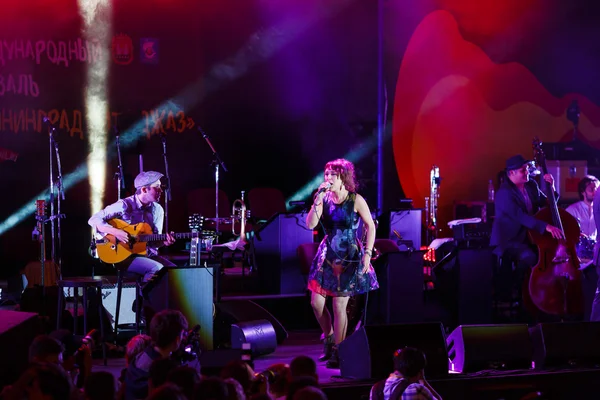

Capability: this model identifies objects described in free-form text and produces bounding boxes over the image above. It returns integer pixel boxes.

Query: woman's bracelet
[364,248,373,256]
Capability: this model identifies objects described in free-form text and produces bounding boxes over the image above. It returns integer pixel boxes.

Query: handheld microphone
[317,183,332,195]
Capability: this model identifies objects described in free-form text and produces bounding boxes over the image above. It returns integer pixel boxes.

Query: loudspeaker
[0,311,41,387]
[231,319,277,357]
[456,248,494,324]
[99,282,137,330]
[338,323,448,380]
[215,300,288,345]
[146,266,214,351]
[446,324,532,373]
[530,322,600,369]
[254,213,313,294]
[368,251,424,324]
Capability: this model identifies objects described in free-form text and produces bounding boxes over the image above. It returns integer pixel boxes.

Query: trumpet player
[305,158,379,369]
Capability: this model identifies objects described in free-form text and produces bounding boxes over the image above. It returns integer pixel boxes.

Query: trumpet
[232,190,250,239]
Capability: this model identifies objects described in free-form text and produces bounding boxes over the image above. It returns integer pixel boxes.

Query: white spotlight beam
[79,0,111,215]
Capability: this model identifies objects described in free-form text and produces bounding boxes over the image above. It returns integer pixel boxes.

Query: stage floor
[93,330,349,384]
[251,330,351,384]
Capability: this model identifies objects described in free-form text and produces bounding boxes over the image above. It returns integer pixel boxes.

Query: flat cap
[134,171,164,189]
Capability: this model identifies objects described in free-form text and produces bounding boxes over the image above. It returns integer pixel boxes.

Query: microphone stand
[114,128,125,200]
[47,121,55,287]
[198,126,227,235]
[53,136,65,281]
[160,134,172,233]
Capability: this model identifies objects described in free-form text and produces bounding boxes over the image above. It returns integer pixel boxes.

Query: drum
[576,236,596,266]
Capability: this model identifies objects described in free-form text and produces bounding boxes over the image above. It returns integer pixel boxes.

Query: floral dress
[307,192,379,297]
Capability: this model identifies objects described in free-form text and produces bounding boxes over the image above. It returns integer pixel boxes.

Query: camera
[173,324,201,364]
[249,368,281,395]
[254,369,279,385]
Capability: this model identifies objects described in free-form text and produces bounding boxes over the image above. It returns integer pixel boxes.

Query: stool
[492,256,522,322]
[56,278,107,366]
[114,266,142,337]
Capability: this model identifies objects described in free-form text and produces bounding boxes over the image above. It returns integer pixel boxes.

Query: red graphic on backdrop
[111,34,134,65]
[0,147,18,162]
[392,10,600,232]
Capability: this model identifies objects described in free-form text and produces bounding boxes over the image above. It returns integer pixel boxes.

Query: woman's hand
[361,252,371,273]
[314,182,330,204]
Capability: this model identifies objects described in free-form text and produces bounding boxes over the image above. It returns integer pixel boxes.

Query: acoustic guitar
[95,217,203,264]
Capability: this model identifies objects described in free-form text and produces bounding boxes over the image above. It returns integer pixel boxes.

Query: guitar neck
[137,232,194,242]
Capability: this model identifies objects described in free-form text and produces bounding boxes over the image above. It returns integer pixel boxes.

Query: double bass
[527,138,584,316]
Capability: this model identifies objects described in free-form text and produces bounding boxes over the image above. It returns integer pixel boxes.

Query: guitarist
[88,171,176,301]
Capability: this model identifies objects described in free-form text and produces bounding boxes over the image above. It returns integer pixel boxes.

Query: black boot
[326,346,339,369]
[318,334,334,362]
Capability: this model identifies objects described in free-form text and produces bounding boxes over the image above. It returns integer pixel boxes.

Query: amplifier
[63,280,138,330]
[452,222,492,243]
[254,212,313,294]
[546,160,588,200]
[100,281,137,330]
[454,201,494,222]
[379,209,422,250]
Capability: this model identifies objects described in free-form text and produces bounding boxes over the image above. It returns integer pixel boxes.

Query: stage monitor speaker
[338,323,448,380]
[231,319,277,357]
[146,266,214,351]
[530,321,600,369]
[215,300,288,345]
[456,248,494,325]
[446,324,532,373]
[254,213,313,294]
[0,311,41,387]
[368,251,424,324]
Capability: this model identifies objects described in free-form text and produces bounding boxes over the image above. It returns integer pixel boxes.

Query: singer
[305,158,379,369]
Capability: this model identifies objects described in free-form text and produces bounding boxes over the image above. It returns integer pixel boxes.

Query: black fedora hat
[505,155,532,171]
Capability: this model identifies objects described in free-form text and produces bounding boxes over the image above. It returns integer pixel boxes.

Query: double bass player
[490,155,563,315]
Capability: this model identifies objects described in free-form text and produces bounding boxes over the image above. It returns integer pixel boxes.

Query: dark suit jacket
[490,179,551,256]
